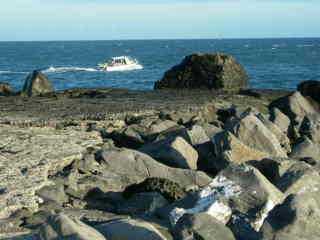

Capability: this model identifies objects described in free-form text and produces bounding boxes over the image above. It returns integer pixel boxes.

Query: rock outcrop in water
[0,82,12,96]
[21,70,54,97]
[154,53,248,91]
[297,80,320,104]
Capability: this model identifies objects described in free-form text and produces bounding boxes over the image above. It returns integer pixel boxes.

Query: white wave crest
[42,66,98,73]
[297,44,314,48]
[0,70,28,74]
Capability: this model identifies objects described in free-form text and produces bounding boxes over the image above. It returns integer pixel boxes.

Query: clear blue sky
[0,0,319,41]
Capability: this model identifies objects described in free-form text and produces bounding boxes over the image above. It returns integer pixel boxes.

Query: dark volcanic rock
[123,178,186,202]
[0,82,13,96]
[297,80,320,104]
[117,192,169,215]
[154,53,248,91]
[22,70,54,96]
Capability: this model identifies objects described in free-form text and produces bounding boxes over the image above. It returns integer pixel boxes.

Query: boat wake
[0,70,28,74]
[42,66,99,73]
[1,64,143,75]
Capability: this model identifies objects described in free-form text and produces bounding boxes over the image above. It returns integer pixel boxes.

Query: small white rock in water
[170,175,242,225]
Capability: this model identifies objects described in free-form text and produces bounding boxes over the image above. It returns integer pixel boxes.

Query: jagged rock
[170,164,283,234]
[269,91,317,126]
[261,190,320,240]
[0,82,13,96]
[256,113,291,153]
[173,213,235,240]
[269,107,291,135]
[139,136,198,169]
[201,123,223,139]
[155,124,211,147]
[123,178,186,202]
[154,53,248,91]
[217,107,237,124]
[227,113,287,157]
[109,126,145,149]
[21,70,54,97]
[0,125,102,219]
[276,161,320,195]
[297,80,320,104]
[149,120,179,135]
[248,157,298,186]
[96,149,211,192]
[154,125,215,172]
[125,114,143,125]
[96,218,168,240]
[36,184,69,206]
[247,158,282,184]
[187,125,211,146]
[187,125,216,174]
[39,213,106,240]
[289,137,320,161]
[159,110,198,126]
[117,192,169,215]
[196,102,218,124]
[212,131,269,171]
[299,113,320,144]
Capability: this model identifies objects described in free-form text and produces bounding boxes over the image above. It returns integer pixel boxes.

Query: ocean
[0,38,319,91]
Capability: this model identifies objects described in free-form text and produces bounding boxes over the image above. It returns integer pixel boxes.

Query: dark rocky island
[0,53,319,240]
[154,53,248,91]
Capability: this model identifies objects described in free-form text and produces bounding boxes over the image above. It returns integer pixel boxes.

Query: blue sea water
[0,38,319,91]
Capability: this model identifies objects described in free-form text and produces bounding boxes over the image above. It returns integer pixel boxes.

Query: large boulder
[226,113,287,157]
[108,126,145,149]
[289,137,320,161]
[96,218,168,240]
[139,136,199,170]
[154,53,248,91]
[213,131,269,171]
[276,161,320,196]
[155,125,215,173]
[22,70,54,96]
[39,213,106,240]
[173,213,235,240]
[269,91,317,127]
[96,149,211,192]
[297,80,320,104]
[269,108,291,135]
[170,164,283,233]
[256,113,291,153]
[0,82,13,96]
[261,190,320,240]
[299,114,320,144]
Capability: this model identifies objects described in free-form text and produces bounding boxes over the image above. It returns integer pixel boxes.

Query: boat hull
[101,64,143,72]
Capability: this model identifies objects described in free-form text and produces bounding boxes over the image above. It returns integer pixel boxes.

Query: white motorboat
[98,56,143,72]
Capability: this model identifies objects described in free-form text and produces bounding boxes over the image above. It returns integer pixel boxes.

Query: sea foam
[42,66,99,73]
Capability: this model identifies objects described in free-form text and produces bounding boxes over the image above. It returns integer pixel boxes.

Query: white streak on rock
[253,200,275,231]
[170,175,241,225]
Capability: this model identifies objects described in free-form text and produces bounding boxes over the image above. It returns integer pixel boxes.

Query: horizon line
[1,36,320,43]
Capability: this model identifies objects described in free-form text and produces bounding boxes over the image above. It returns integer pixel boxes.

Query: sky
[0,0,319,41]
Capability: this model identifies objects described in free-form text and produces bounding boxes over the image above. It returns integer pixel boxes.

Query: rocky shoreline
[0,54,320,240]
